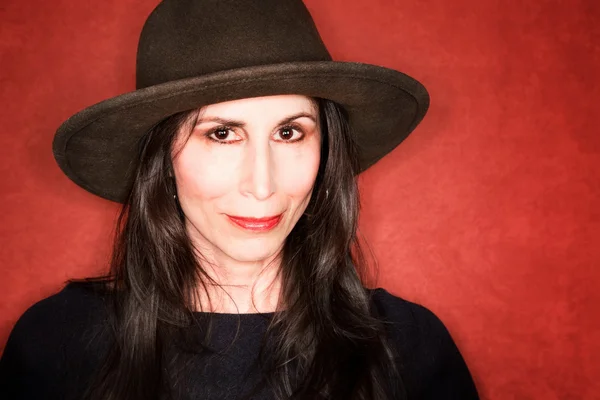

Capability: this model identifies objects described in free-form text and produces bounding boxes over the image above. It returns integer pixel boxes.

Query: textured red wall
[1,0,599,398]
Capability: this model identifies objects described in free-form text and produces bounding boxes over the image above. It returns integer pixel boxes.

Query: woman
[0,0,479,399]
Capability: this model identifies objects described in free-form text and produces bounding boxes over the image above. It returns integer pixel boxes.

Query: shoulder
[0,282,112,399]
[370,287,454,350]
[9,280,108,323]
[370,287,444,330]
[3,281,110,350]
[369,288,480,399]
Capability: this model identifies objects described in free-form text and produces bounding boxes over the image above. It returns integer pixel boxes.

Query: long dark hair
[75,97,404,400]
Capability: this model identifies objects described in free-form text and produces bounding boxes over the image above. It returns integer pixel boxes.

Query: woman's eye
[277,126,303,142]
[208,127,236,142]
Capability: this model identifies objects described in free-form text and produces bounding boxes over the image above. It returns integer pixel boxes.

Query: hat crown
[136,0,332,89]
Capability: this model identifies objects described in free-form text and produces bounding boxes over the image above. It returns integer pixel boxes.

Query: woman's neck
[192,252,283,314]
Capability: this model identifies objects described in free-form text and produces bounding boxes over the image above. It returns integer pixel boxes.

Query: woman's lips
[226,214,282,232]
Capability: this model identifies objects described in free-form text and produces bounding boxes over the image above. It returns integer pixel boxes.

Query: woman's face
[172,95,321,265]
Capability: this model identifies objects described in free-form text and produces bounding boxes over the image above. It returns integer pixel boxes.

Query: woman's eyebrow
[196,112,317,127]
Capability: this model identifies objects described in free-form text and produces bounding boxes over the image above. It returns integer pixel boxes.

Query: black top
[0,283,479,399]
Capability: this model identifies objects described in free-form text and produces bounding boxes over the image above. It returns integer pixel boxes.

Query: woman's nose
[239,139,276,201]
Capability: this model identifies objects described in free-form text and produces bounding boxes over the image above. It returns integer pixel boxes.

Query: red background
[1,0,599,398]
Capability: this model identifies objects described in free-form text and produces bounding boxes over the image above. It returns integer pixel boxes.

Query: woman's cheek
[177,147,237,200]
[276,146,320,197]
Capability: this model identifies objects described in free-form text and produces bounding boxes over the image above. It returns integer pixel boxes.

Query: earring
[325,189,329,198]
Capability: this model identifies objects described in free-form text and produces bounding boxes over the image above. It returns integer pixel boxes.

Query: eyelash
[205,124,305,145]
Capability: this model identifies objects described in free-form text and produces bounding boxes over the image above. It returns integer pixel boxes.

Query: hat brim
[53,61,429,203]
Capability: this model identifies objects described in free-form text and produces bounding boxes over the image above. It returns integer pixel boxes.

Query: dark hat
[52,0,429,203]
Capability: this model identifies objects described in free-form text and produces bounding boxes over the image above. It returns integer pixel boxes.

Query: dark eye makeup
[204,123,307,145]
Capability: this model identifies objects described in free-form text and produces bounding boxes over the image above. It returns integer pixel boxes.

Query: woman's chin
[222,239,283,264]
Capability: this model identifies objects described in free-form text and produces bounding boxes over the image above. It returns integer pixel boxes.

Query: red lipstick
[226,214,282,232]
